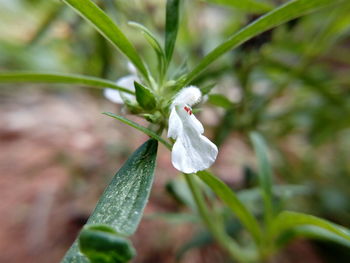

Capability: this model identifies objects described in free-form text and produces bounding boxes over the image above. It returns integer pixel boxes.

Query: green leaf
[103,112,172,150]
[208,94,233,109]
[279,225,350,248]
[270,211,350,245]
[128,21,165,59]
[79,225,136,263]
[128,22,166,80]
[176,230,213,260]
[250,132,274,226]
[238,185,311,203]
[88,139,157,232]
[145,212,199,224]
[182,0,343,85]
[62,139,158,263]
[196,171,262,244]
[200,83,216,95]
[205,0,273,13]
[0,72,134,95]
[134,81,157,110]
[62,0,149,80]
[165,0,181,63]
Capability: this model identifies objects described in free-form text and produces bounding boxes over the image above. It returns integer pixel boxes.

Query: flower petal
[104,74,138,104]
[175,104,204,134]
[116,74,139,91]
[171,130,218,174]
[172,86,202,107]
[168,86,218,173]
[104,88,124,104]
[170,105,218,173]
[189,114,204,134]
[167,107,182,139]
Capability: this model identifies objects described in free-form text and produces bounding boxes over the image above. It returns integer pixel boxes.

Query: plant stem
[184,173,254,263]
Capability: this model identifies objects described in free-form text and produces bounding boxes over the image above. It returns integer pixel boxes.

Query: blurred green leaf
[205,0,274,13]
[134,81,157,110]
[145,212,199,224]
[197,171,262,244]
[177,217,243,260]
[200,83,216,95]
[0,72,133,94]
[238,185,311,203]
[103,112,172,150]
[128,21,166,80]
[185,173,251,262]
[28,3,65,45]
[279,225,350,248]
[176,230,213,260]
[166,178,196,210]
[62,0,149,80]
[270,211,350,245]
[213,109,235,147]
[165,0,181,64]
[79,225,136,263]
[208,94,233,109]
[62,139,158,262]
[182,0,343,86]
[250,132,274,225]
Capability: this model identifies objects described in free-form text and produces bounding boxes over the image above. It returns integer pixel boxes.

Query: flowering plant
[1,0,350,262]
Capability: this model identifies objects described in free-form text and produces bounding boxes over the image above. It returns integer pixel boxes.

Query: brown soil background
[0,89,324,263]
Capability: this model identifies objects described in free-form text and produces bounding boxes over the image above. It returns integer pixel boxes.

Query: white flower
[168,86,218,173]
[104,63,139,104]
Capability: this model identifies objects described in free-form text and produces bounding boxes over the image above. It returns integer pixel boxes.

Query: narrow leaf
[0,72,134,94]
[165,0,181,63]
[128,21,165,59]
[62,139,158,262]
[103,112,172,150]
[182,0,343,85]
[197,171,262,244]
[134,81,157,110]
[62,0,149,79]
[128,22,166,79]
[205,0,273,13]
[146,213,199,224]
[250,132,274,225]
[270,211,350,245]
[279,225,350,248]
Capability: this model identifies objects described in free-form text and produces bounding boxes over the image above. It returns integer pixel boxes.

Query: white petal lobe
[168,108,182,139]
[104,74,138,104]
[168,101,218,173]
[116,75,139,91]
[104,88,124,104]
[171,128,218,174]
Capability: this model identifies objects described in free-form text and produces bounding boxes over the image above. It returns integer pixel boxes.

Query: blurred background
[0,0,350,262]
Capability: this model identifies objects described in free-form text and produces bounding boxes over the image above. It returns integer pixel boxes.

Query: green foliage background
[1,0,350,262]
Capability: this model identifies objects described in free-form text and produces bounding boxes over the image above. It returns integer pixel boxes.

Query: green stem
[184,173,254,263]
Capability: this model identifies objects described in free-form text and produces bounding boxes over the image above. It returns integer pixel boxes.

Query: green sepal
[142,111,162,124]
[134,81,157,110]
